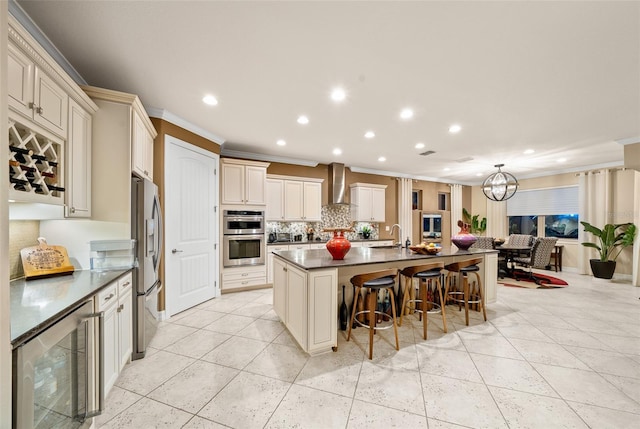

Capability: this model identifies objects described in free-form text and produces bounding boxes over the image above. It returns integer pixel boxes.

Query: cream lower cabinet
[272,256,337,354]
[222,265,267,291]
[96,272,133,398]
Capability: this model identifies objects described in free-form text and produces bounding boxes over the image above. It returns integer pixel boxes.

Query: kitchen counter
[272,246,498,270]
[272,247,498,355]
[268,238,392,245]
[10,269,131,347]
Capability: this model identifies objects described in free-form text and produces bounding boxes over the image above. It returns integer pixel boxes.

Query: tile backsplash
[9,220,40,280]
[267,205,379,241]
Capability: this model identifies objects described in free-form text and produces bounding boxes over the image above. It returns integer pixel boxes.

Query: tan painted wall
[624,142,640,170]
[150,118,221,311]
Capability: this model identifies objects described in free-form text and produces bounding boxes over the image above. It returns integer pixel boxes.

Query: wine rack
[8,119,64,203]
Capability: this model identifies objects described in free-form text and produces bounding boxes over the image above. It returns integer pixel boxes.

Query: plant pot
[589,259,616,279]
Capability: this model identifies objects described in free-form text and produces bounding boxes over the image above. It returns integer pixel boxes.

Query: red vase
[451,220,477,250]
[326,230,351,260]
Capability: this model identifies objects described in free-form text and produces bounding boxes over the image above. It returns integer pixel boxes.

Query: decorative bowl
[409,245,441,255]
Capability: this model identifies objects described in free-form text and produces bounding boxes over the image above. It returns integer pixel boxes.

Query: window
[438,193,449,211]
[509,216,538,236]
[545,214,579,239]
[507,186,579,240]
[508,214,579,239]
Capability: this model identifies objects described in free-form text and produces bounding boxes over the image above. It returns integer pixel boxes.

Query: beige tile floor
[96,270,640,428]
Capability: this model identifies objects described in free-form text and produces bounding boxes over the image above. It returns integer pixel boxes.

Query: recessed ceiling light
[297,115,309,125]
[449,124,462,133]
[415,142,425,149]
[476,173,483,177]
[557,157,567,163]
[400,108,414,120]
[364,131,375,139]
[202,95,218,106]
[333,148,342,155]
[276,139,286,146]
[443,167,450,171]
[331,88,346,102]
[378,156,386,162]
[523,149,535,155]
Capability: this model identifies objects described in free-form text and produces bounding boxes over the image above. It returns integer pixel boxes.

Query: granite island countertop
[10,269,131,348]
[272,246,497,270]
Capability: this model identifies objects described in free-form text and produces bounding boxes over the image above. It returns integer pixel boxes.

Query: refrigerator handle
[152,193,164,272]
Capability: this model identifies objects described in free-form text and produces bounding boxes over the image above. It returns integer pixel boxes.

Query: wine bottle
[340,285,348,331]
[41,171,56,179]
[32,154,46,161]
[9,145,33,156]
[351,285,357,329]
[48,184,65,192]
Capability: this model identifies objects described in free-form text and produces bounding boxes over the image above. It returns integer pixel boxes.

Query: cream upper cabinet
[8,43,68,138]
[266,178,285,220]
[132,110,155,181]
[302,181,322,221]
[350,183,387,222]
[284,180,304,220]
[82,85,156,224]
[7,17,98,211]
[268,175,323,221]
[221,159,269,206]
[66,99,92,217]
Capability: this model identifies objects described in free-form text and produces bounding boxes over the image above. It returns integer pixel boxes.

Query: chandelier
[482,164,519,201]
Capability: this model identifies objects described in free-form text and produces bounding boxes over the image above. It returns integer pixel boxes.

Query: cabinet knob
[70,207,76,214]
[172,249,183,254]
[28,102,36,110]
[36,106,44,114]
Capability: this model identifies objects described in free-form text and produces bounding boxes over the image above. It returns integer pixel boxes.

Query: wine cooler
[13,300,103,428]
[8,119,65,204]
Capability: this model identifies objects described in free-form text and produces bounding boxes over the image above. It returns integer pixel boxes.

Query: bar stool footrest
[404,299,442,314]
[354,310,397,330]
[447,291,482,305]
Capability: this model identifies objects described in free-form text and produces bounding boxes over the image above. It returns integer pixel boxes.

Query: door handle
[172,249,183,254]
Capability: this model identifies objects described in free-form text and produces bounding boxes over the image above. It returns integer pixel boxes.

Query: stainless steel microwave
[223,210,265,235]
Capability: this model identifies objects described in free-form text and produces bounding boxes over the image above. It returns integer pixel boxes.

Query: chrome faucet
[390,224,402,248]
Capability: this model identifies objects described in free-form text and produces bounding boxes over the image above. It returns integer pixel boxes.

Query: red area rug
[499,269,568,289]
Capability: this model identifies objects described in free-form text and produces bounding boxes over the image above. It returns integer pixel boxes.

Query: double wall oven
[223,210,265,267]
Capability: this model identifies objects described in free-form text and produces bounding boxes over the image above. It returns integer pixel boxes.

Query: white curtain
[486,199,507,239]
[397,178,412,245]
[578,169,612,274]
[450,184,463,247]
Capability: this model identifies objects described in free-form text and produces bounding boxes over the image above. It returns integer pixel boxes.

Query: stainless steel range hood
[328,163,348,205]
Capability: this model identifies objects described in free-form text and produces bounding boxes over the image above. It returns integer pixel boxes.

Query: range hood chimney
[328,163,347,205]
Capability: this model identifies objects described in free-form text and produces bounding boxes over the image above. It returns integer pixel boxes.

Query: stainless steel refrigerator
[131,176,163,360]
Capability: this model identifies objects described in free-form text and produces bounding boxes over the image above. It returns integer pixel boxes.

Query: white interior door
[165,135,219,317]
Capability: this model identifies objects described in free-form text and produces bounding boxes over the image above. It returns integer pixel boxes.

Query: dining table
[496,244,532,278]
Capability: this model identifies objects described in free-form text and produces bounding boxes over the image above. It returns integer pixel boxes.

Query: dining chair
[506,234,534,247]
[512,237,558,284]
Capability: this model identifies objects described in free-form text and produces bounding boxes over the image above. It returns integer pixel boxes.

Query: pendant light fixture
[482,164,519,201]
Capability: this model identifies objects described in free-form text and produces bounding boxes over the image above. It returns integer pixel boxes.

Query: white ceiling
[16,0,640,185]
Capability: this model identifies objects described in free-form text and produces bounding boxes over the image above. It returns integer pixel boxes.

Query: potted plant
[361,224,372,239]
[580,221,636,279]
[462,208,487,235]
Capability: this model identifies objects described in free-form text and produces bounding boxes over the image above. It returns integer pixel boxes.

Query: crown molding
[9,0,87,86]
[220,149,318,167]
[616,136,640,146]
[146,108,224,144]
[347,165,477,186]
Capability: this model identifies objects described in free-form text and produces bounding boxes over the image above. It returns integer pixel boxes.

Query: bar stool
[347,268,400,360]
[399,262,447,340]
[444,258,487,326]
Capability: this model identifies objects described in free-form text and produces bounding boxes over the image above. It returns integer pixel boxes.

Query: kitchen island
[272,246,498,355]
